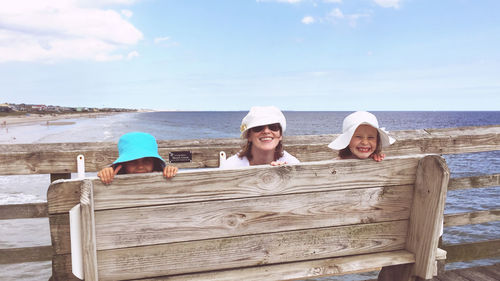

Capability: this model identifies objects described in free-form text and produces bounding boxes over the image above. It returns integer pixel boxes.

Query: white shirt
[220,151,300,169]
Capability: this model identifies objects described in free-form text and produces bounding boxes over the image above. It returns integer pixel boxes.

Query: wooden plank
[435,270,470,281]
[444,209,500,227]
[0,245,52,264]
[448,174,500,191]
[406,155,449,279]
[422,125,500,154]
[95,221,408,280]
[47,180,81,215]
[52,254,81,281]
[134,250,415,281]
[80,180,98,281]
[0,202,48,219]
[479,264,500,280]
[0,125,498,175]
[91,156,420,210]
[452,266,499,281]
[47,156,420,254]
[443,239,500,263]
[94,185,413,250]
[49,213,71,255]
[45,156,420,256]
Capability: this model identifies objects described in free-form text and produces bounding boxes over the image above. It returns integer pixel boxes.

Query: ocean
[0,111,499,281]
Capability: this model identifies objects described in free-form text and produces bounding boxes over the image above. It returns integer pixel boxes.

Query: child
[328,111,395,162]
[97,132,178,184]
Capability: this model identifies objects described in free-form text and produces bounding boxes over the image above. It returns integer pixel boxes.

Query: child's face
[348,125,378,159]
[123,157,155,174]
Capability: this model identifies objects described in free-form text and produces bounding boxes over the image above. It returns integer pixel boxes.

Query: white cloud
[327,8,369,27]
[0,0,143,63]
[121,9,133,18]
[301,16,315,24]
[127,50,139,60]
[256,0,304,3]
[373,0,400,9]
[329,8,344,19]
[154,37,170,44]
[323,0,342,3]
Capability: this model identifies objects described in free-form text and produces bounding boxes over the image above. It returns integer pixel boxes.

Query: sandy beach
[0,112,120,127]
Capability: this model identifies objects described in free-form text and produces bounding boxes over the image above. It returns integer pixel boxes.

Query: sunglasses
[250,123,281,133]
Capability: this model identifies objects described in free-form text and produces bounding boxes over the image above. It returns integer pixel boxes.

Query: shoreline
[0,112,123,127]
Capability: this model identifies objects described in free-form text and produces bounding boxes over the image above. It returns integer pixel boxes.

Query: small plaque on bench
[169,151,192,163]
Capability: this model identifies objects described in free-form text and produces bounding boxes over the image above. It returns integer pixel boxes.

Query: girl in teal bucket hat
[97,132,178,184]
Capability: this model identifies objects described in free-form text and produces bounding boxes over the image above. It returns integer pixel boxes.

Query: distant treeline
[0,103,136,114]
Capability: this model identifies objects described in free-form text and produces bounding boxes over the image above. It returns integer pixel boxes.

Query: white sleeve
[280,151,300,164]
[220,154,250,169]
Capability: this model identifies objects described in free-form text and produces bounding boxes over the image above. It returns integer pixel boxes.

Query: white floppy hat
[240,106,286,138]
[328,111,395,150]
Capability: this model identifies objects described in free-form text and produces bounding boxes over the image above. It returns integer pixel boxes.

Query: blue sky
[1,0,499,111]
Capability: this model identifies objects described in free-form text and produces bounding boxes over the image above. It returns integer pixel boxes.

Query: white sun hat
[240,106,286,138]
[328,111,395,150]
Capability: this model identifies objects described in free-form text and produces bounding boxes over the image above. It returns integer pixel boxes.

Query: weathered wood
[1,125,498,174]
[94,185,413,250]
[405,155,450,279]
[48,213,71,255]
[80,180,98,281]
[96,221,408,280]
[48,158,419,255]
[46,156,420,214]
[4,174,497,220]
[46,155,450,280]
[93,156,420,210]
[448,174,500,191]
[0,202,48,219]
[47,180,81,215]
[52,254,81,281]
[451,265,499,281]
[135,250,415,281]
[443,239,500,263]
[444,209,500,227]
[0,245,52,264]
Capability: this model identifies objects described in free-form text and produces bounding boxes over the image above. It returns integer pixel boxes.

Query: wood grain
[96,221,408,280]
[406,155,450,279]
[0,125,498,174]
[94,185,413,250]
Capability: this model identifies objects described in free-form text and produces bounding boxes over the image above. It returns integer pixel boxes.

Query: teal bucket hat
[113,132,166,166]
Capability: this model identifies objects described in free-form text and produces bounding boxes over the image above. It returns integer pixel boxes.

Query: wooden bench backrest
[47,154,449,281]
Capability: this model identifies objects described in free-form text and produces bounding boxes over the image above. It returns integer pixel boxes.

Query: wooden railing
[0,125,499,276]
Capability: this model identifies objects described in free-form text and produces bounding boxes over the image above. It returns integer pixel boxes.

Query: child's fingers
[164,166,178,178]
[98,167,116,184]
[114,165,122,175]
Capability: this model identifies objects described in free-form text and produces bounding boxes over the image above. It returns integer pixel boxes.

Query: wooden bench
[47,154,449,281]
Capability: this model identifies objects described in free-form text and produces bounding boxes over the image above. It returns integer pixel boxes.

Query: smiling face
[247,124,282,153]
[348,125,379,159]
[123,157,155,174]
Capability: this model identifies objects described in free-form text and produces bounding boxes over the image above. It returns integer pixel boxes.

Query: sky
[0,0,499,111]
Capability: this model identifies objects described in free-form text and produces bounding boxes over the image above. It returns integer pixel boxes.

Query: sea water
[0,111,499,280]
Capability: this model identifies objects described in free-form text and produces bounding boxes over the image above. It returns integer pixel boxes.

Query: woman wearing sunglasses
[221,106,300,168]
